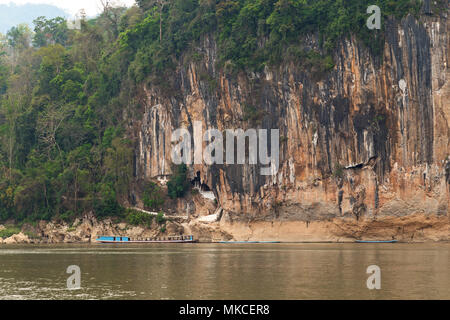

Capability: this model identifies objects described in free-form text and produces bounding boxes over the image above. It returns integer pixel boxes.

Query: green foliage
[143,182,165,210]
[0,60,8,94]
[0,172,16,220]
[0,226,21,238]
[32,16,68,48]
[167,164,189,199]
[156,212,166,225]
[120,0,425,84]
[0,5,136,224]
[215,0,422,69]
[93,182,125,219]
[104,138,134,197]
[59,210,75,223]
[6,24,32,50]
[126,209,154,227]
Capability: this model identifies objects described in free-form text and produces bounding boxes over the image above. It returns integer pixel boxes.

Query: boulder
[3,232,31,244]
[166,221,184,235]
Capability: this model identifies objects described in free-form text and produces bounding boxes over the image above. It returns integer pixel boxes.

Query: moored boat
[96,235,197,243]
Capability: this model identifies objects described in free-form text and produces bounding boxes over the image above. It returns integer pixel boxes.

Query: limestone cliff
[129,13,449,241]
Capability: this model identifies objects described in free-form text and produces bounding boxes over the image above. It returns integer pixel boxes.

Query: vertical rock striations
[130,14,449,240]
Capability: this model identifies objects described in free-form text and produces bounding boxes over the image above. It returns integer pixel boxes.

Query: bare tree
[36,104,69,159]
[99,0,126,38]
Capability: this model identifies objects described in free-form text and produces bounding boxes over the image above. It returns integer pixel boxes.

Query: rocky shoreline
[1,211,448,244]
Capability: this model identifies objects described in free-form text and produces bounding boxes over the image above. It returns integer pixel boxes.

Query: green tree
[6,24,32,67]
[0,94,25,181]
[33,16,68,48]
[167,164,189,199]
[104,137,133,198]
[6,24,32,50]
[142,181,165,210]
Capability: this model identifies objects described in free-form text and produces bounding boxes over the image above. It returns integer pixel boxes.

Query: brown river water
[0,243,448,300]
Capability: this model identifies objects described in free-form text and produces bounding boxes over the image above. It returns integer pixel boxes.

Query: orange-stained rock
[125,14,449,241]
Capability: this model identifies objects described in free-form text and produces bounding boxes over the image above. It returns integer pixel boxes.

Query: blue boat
[355,240,398,243]
[96,235,197,243]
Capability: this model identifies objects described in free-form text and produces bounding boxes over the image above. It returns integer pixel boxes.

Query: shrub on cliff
[94,196,125,220]
[126,209,153,227]
[143,181,165,210]
[59,211,75,223]
[167,164,189,199]
[156,212,166,225]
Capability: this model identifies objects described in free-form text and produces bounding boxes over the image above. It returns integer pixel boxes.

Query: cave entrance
[191,171,211,192]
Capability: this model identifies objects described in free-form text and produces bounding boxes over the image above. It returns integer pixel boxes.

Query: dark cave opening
[191,171,211,191]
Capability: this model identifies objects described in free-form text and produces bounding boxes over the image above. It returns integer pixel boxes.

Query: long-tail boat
[96,235,197,243]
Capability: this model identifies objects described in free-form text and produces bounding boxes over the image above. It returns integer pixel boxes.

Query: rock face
[129,13,449,241]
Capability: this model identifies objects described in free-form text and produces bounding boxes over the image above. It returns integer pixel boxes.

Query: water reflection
[0,243,448,299]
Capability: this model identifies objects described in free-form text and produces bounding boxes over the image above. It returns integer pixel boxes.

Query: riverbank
[0,210,449,244]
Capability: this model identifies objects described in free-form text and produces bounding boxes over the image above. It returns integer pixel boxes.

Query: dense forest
[0,0,445,224]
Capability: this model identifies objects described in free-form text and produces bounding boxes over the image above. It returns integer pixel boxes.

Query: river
[0,243,448,300]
